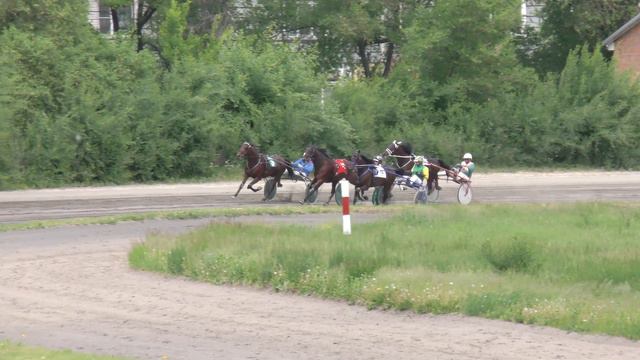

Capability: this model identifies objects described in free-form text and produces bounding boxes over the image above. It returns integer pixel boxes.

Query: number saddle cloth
[334,159,348,176]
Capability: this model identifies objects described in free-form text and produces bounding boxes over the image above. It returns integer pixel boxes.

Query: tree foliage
[517,0,640,76]
[1,0,639,189]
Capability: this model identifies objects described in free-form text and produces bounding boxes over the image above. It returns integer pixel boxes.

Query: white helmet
[463,153,472,160]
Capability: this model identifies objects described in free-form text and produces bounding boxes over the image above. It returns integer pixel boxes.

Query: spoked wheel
[414,188,428,204]
[371,187,383,206]
[334,183,343,206]
[264,178,278,200]
[457,182,473,205]
[304,184,318,203]
[427,188,440,202]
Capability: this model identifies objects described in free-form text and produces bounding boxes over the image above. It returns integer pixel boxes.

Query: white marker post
[340,179,351,235]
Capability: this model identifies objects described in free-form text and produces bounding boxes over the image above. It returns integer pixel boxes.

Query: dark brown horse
[301,145,357,205]
[382,140,451,194]
[351,151,396,205]
[233,142,292,200]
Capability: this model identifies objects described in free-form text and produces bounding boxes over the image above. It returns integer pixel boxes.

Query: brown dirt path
[2,171,640,223]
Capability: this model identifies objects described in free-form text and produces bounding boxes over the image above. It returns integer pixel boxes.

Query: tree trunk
[135,2,156,52]
[383,42,395,78]
[110,8,120,32]
[357,40,372,78]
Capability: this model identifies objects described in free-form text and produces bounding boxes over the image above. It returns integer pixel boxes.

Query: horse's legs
[325,181,338,205]
[233,175,249,198]
[247,177,263,192]
[382,180,393,204]
[300,179,322,204]
[275,171,284,187]
[434,174,442,190]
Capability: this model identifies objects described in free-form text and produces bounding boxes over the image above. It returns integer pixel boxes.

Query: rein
[387,154,414,159]
[245,155,263,172]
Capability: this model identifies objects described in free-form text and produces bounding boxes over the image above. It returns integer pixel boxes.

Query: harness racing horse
[351,151,396,205]
[383,140,451,195]
[301,145,356,205]
[233,142,293,200]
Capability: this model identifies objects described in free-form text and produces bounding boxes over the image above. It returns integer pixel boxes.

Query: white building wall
[87,0,101,30]
[522,0,544,30]
[87,0,138,34]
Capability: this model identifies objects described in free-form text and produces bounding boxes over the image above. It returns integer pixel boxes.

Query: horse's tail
[435,158,451,170]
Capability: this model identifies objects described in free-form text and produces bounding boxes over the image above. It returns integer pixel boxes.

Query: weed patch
[129,203,640,339]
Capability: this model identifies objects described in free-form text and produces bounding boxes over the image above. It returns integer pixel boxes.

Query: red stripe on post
[342,194,350,215]
[340,179,351,235]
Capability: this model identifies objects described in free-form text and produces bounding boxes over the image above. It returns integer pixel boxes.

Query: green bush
[167,246,187,275]
[481,237,537,273]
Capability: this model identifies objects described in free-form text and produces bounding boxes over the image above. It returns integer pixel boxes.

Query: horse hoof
[277,183,283,187]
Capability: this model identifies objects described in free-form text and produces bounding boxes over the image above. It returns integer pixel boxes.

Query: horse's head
[303,145,315,162]
[351,150,362,164]
[383,140,402,157]
[237,142,255,158]
[383,140,413,157]
[304,145,328,161]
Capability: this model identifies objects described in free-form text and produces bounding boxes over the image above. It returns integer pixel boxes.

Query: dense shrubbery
[331,1,640,168]
[0,1,352,188]
[0,0,638,189]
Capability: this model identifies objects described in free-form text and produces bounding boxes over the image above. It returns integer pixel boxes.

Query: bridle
[241,142,263,172]
[384,140,414,160]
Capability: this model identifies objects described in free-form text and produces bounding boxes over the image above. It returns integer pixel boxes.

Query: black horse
[382,140,451,194]
[351,150,396,205]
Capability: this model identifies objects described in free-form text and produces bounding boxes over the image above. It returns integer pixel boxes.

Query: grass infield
[0,341,130,360]
[130,202,640,339]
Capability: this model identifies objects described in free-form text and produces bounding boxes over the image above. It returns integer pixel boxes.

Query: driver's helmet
[373,155,383,164]
[414,156,424,163]
[463,153,473,160]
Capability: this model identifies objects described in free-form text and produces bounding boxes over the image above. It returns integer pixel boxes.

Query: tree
[398,0,531,108]
[517,0,640,76]
[242,0,430,78]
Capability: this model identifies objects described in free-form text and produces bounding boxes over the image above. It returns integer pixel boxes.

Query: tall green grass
[129,203,640,339]
[0,341,130,360]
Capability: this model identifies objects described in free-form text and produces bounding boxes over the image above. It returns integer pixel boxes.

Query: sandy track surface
[2,171,640,223]
[1,172,640,359]
[1,216,640,360]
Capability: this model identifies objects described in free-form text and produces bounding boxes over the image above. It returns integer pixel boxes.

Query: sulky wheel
[264,178,278,200]
[414,188,428,204]
[427,188,440,202]
[371,187,384,205]
[457,182,472,205]
[334,183,343,206]
[304,184,319,203]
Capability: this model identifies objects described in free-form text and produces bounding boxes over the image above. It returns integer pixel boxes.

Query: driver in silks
[409,156,429,187]
[371,155,387,205]
[372,155,386,178]
[292,156,314,177]
[454,153,475,181]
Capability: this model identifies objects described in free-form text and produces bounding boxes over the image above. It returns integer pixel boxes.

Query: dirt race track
[1,171,640,359]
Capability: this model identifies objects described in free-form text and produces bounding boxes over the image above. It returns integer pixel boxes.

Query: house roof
[603,12,640,50]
